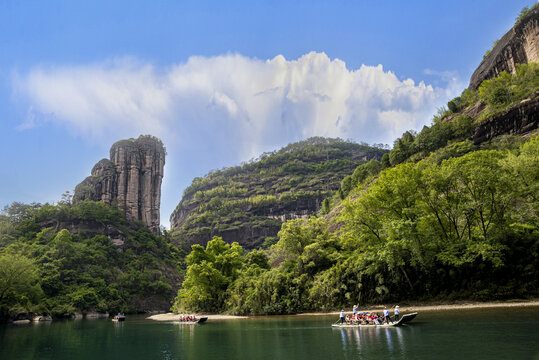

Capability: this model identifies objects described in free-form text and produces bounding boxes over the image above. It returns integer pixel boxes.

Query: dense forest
[0,200,182,321]
[173,135,538,314]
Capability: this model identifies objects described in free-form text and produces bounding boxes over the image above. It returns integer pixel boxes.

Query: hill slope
[0,200,182,321]
[170,137,387,249]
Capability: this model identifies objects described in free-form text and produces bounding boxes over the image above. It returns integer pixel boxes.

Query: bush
[515,3,537,24]
[477,63,539,122]
[447,96,464,113]
[488,86,511,106]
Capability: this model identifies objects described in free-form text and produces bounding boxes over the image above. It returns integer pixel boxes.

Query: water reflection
[175,321,196,338]
[32,320,52,327]
[338,325,407,358]
[113,319,124,336]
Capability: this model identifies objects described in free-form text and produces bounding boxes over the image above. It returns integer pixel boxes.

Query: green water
[1,307,538,360]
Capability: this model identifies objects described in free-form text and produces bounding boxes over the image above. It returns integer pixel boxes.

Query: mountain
[169,137,387,249]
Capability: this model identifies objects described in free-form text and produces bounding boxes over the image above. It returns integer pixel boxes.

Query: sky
[0,0,534,228]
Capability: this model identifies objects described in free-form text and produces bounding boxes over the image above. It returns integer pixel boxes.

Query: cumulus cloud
[14,52,460,160]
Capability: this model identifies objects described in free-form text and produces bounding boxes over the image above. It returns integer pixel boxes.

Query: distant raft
[178,317,208,325]
[112,315,126,322]
[332,312,418,328]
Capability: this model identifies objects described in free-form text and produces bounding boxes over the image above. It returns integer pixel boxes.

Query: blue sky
[0,0,533,227]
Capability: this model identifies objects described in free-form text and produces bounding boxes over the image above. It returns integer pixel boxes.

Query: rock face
[472,96,539,144]
[74,135,165,233]
[468,7,539,90]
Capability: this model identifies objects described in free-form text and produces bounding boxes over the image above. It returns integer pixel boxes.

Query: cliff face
[472,96,539,144]
[74,135,165,234]
[468,7,538,90]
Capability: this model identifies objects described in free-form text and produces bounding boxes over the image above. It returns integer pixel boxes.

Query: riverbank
[296,299,539,316]
[147,300,539,321]
[147,313,248,321]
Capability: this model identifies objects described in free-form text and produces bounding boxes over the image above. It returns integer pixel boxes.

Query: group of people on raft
[179,314,197,322]
[339,305,400,325]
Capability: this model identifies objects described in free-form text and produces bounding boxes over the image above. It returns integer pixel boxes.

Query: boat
[112,314,126,322]
[331,312,417,328]
[177,317,208,325]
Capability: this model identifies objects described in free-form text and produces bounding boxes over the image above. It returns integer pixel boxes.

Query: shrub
[488,86,511,106]
[447,96,464,113]
[515,3,537,24]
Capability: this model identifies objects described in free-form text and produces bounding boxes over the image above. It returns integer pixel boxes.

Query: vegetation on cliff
[335,63,537,202]
[0,200,182,320]
[516,3,538,24]
[170,137,387,249]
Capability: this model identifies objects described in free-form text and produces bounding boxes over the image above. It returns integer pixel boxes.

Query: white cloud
[14,52,461,159]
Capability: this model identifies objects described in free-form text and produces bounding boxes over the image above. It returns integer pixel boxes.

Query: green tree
[174,237,244,312]
[0,253,42,315]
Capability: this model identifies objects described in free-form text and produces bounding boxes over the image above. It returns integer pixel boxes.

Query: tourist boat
[331,312,418,328]
[177,317,208,325]
[112,314,126,322]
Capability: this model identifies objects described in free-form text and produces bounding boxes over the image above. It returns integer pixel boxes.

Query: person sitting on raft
[363,314,370,325]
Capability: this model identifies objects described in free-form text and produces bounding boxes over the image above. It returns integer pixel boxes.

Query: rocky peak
[468,6,538,90]
[74,135,165,234]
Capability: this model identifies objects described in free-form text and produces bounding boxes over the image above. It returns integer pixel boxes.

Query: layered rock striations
[468,6,539,90]
[472,95,539,144]
[74,135,165,233]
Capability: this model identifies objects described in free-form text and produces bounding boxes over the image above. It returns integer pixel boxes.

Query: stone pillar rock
[74,135,165,234]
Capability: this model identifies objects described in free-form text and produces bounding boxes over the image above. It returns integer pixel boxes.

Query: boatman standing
[394,305,400,321]
[383,307,392,324]
[340,309,345,324]
[353,305,358,316]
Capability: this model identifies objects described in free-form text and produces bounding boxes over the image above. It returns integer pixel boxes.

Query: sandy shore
[147,313,248,321]
[147,300,539,321]
[296,300,539,316]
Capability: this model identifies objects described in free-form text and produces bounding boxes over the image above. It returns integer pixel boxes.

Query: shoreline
[146,300,539,321]
[296,299,539,316]
[147,313,248,321]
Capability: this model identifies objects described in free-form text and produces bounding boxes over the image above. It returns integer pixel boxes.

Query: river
[1,307,538,360]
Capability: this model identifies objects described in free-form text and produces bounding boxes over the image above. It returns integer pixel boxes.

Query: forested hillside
[173,133,538,315]
[170,137,387,249]
[0,200,182,321]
